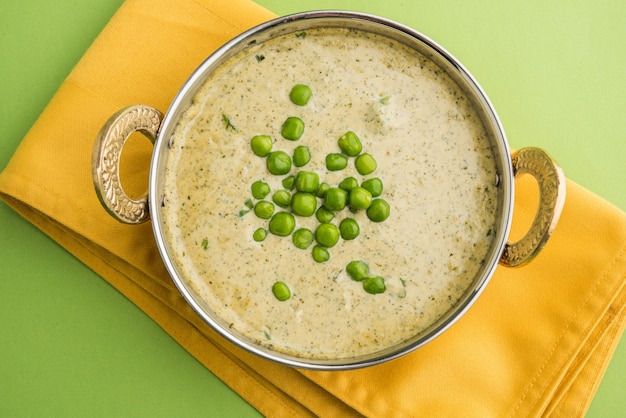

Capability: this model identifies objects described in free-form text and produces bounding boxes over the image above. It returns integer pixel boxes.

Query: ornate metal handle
[500,147,566,267]
[92,105,163,224]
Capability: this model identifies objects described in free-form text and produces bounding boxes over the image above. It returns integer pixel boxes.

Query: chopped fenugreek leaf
[222,114,236,131]
[255,54,265,62]
[201,238,208,250]
[295,31,307,39]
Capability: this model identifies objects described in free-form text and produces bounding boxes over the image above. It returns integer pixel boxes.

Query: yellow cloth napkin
[1,0,625,416]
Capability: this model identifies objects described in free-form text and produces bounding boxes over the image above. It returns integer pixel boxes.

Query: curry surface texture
[162,27,500,360]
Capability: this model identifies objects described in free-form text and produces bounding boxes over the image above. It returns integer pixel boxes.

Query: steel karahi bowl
[92,11,565,370]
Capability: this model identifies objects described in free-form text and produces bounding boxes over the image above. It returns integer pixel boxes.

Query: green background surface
[1,0,624,416]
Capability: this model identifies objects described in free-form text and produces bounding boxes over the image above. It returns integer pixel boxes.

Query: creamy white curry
[162,27,500,359]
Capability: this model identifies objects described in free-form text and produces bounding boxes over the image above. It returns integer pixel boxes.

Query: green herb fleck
[400,278,406,287]
[238,209,250,217]
[244,198,254,209]
[263,329,271,340]
[255,54,265,62]
[295,31,307,39]
[201,238,208,250]
[379,95,391,105]
[222,114,236,131]
[486,228,492,237]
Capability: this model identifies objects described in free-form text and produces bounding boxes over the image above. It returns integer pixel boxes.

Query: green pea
[315,206,335,223]
[337,131,362,157]
[282,175,295,190]
[346,260,369,281]
[253,228,267,242]
[267,151,292,175]
[325,153,348,171]
[291,192,317,217]
[250,135,273,157]
[268,212,296,236]
[272,189,291,208]
[295,171,319,193]
[366,198,390,222]
[355,153,377,175]
[315,223,340,248]
[339,218,360,240]
[323,187,348,211]
[312,245,330,263]
[254,201,275,219]
[289,84,312,106]
[281,116,305,141]
[349,186,372,210]
[363,276,386,294]
[338,176,359,191]
[292,228,314,249]
[293,145,311,167]
[272,281,291,301]
[251,180,270,199]
[361,177,383,197]
[316,182,330,198]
